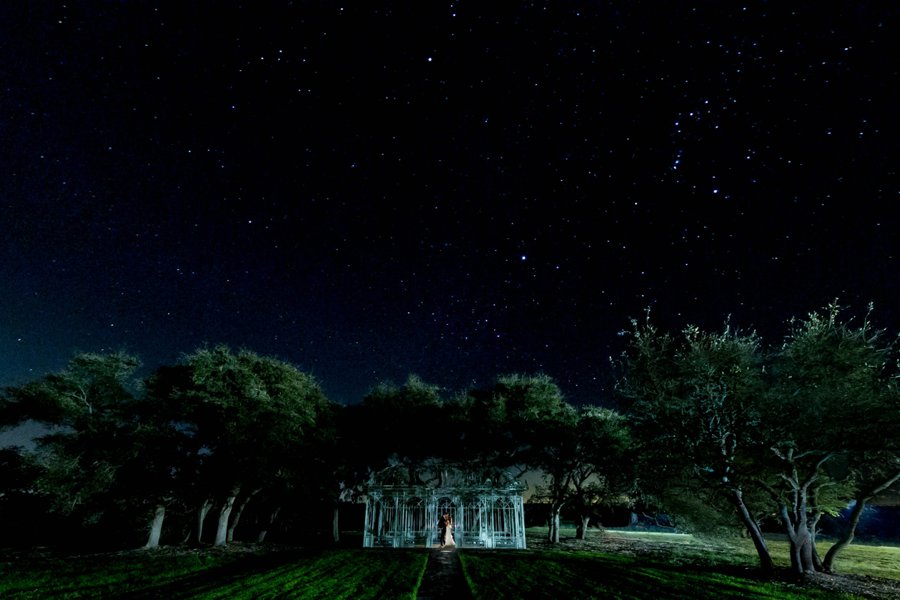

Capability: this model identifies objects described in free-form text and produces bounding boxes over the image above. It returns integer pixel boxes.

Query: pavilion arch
[363,482,527,549]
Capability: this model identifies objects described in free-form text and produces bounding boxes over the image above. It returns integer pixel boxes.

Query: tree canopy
[1,300,898,579]
[615,302,900,575]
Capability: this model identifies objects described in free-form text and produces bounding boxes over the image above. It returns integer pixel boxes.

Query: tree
[457,373,572,484]
[360,374,444,485]
[2,352,142,546]
[528,400,578,544]
[767,302,900,574]
[821,452,900,572]
[128,365,200,548]
[615,315,776,572]
[172,346,329,546]
[528,406,635,544]
[0,447,46,546]
[569,407,634,540]
[486,373,575,543]
[617,303,900,577]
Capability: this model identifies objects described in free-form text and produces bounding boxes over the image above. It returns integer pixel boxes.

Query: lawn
[460,550,852,599]
[0,547,427,599]
[598,528,900,581]
[2,530,899,599]
[467,527,899,599]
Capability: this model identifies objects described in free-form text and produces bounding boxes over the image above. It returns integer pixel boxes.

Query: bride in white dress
[441,513,456,547]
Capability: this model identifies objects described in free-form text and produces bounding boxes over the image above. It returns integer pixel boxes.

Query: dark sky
[2,2,899,405]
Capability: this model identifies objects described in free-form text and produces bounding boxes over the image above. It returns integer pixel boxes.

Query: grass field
[597,528,900,581]
[0,547,427,599]
[481,528,900,599]
[1,531,898,599]
[461,550,847,599]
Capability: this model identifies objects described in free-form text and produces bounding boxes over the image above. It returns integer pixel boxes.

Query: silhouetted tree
[616,315,775,572]
[361,374,444,485]
[767,302,900,574]
[1,352,141,546]
[172,346,329,546]
[569,407,634,540]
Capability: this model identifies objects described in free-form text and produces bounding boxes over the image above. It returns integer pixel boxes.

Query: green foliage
[364,374,442,412]
[3,351,140,430]
[176,346,330,491]
[183,346,327,447]
[653,484,748,538]
[532,405,635,518]
[0,347,335,548]
[616,302,900,574]
[455,373,576,482]
[1,352,142,524]
[770,301,894,451]
[360,374,445,485]
[616,315,768,500]
[493,372,571,423]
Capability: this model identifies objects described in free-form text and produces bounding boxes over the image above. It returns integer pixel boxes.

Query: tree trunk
[808,512,823,572]
[144,504,166,549]
[822,497,866,573]
[333,505,341,544]
[799,534,815,573]
[214,488,240,546]
[779,502,815,574]
[728,487,774,574]
[258,506,281,543]
[227,488,261,543]
[194,498,213,545]
[547,506,561,544]
[575,514,590,540]
[823,471,900,573]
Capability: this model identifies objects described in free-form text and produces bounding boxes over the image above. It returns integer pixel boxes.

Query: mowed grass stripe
[0,553,234,598]
[179,560,304,599]
[0,549,426,600]
[6,535,897,599]
[181,549,425,600]
[292,549,424,600]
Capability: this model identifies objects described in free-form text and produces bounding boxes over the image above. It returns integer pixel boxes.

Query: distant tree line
[1,301,898,579]
[0,348,631,552]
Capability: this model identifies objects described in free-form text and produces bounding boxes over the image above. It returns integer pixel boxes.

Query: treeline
[0,347,631,552]
[1,302,899,579]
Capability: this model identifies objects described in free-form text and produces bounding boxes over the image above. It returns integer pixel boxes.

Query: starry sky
[2,2,899,406]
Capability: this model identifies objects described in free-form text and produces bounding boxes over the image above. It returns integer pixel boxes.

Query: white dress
[444,522,456,547]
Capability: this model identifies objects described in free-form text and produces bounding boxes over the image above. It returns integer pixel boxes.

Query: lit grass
[2,532,897,598]
[531,527,900,580]
[772,537,900,581]
[0,548,427,599]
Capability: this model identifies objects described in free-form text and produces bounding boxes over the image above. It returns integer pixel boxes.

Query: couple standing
[438,512,455,548]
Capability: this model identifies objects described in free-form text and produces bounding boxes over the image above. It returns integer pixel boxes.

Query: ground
[417,547,472,600]
[526,531,900,600]
[88,534,900,599]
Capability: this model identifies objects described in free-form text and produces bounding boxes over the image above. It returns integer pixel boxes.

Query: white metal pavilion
[362,481,527,549]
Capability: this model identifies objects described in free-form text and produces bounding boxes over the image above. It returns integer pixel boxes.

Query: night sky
[2,2,899,406]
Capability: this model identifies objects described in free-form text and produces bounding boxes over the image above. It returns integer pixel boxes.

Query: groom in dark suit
[438,513,448,547]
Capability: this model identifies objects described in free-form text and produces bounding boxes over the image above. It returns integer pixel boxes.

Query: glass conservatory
[363,481,527,549]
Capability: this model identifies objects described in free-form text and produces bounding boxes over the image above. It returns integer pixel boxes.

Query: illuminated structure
[362,478,527,549]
